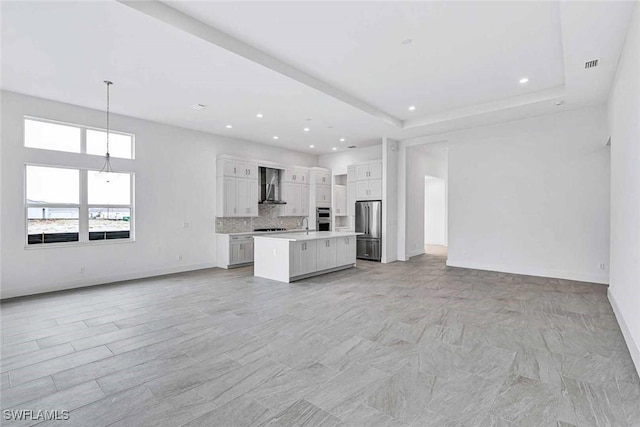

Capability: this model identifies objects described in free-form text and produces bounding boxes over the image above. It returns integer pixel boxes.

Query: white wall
[382,138,398,263]
[425,176,446,246]
[318,144,382,175]
[400,105,610,284]
[0,91,317,298]
[403,142,449,258]
[607,3,640,375]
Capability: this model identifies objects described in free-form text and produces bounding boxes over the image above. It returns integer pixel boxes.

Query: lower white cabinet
[253,232,359,283]
[216,235,254,268]
[316,238,338,271]
[336,236,356,266]
[290,240,317,276]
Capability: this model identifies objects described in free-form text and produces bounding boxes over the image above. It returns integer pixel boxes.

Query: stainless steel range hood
[259,167,286,204]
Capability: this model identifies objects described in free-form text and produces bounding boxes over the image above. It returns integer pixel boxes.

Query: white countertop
[216,228,311,236]
[253,231,362,242]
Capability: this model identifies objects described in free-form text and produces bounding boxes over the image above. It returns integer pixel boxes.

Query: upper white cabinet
[283,168,309,184]
[356,162,382,181]
[316,171,331,185]
[355,161,382,201]
[216,158,258,217]
[317,184,331,205]
[334,185,347,216]
[220,159,258,179]
[313,169,332,208]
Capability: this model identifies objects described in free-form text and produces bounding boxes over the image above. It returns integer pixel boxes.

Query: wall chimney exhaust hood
[259,167,286,204]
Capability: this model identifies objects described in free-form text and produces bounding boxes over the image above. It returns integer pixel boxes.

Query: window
[87,171,132,241]
[25,119,81,153]
[26,166,80,244]
[25,117,134,159]
[86,129,133,159]
[24,117,135,246]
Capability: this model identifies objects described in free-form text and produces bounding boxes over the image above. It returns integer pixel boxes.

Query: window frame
[25,164,135,248]
[24,116,135,160]
[24,114,137,249]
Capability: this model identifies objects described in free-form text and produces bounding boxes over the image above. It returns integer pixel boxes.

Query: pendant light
[100,80,114,182]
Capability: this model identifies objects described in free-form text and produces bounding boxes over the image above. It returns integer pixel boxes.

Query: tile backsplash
[216,204,305,233]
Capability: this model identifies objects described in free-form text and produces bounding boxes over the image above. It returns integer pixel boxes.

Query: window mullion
[79,169,88,242]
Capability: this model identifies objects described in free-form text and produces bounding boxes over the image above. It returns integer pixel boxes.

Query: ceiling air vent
[348,145,357,149]
[585,59,599,69]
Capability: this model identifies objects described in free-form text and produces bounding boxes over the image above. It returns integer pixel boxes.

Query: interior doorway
[424,175,448,257]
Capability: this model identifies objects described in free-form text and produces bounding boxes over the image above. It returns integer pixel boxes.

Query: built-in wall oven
[317,207,331,231]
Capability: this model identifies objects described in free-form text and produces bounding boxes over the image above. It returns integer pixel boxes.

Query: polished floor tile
[1,255,638,426]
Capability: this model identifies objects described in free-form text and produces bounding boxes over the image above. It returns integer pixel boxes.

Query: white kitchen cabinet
[316,171,331,185]
[316,238,337,271]
[218,159,257,178]
[216,158,258,217]
[334,185,347,216]
[280,183,309,216]
[237,178,259,216]
[280,183,302,216]
[218,177,237,216]
[254,232,359,282]
[290,240,317,276]
[301,184,309,216]
[355,161,382,201]
[356,162,382,180]
[347,165,356,183]
[216,234,254,268]
[336,236,356,266]
[283,168,309,183]
[347,182,356,216]
[317,185,331,205]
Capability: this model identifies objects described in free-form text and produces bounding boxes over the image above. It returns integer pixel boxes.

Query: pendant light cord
[102,80,113,174]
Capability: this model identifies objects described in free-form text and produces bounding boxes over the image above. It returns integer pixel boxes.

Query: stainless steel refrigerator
[355,200,382,261]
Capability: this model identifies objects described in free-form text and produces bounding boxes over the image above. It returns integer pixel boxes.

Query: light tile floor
[1,255,638,426]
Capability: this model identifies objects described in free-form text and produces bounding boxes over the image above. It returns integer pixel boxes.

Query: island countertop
[252,231,360,242]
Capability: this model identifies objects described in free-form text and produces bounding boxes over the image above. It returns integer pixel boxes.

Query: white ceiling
[1,1,635,154]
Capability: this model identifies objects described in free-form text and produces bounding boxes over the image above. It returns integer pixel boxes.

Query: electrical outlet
[183,222,189,229]
[177,255,183,261]
[80,266,85,274]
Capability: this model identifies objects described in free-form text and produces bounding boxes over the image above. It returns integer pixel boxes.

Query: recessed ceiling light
[332,147,337,151]
[304,127,310,132]
[519,77,529,84]
[273,136,279,140]
[225,124,232,129]
[339,138,345,142]
[401,38,413,45]
[191,104,206,110]
[256,113,263,118]
[408,105,416,111]
[309,145,315,148]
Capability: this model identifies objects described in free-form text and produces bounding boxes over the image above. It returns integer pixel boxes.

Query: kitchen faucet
[301,217,309,235]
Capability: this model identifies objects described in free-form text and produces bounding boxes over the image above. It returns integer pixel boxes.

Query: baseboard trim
[608,288,640,377]
[0,261,219,300]
[445,258,609,285]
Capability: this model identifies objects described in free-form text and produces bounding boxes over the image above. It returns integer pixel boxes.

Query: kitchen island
[253,231,360,283]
